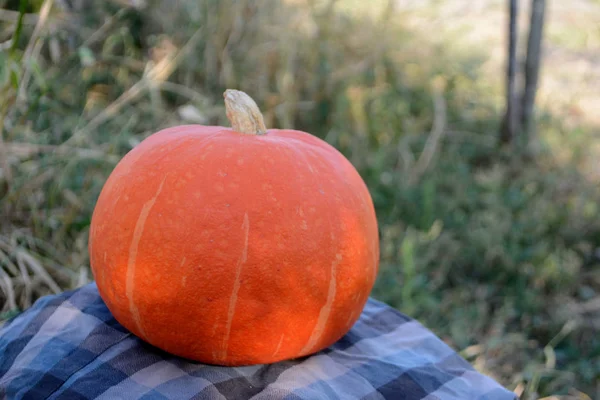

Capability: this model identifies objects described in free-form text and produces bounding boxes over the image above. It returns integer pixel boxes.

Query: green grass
[1,0,600,398]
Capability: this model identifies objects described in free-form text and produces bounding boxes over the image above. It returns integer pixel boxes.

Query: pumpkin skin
[89,93,379,366]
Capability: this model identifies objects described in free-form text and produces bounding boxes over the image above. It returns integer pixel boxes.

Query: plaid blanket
[0,283,516,399]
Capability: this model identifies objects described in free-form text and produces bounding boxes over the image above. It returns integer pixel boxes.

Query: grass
[1,0,600,398]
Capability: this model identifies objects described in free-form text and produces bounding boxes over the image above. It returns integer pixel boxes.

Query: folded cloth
[0,283,516,400]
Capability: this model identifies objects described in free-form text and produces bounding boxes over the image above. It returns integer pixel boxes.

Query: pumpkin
[88,89,380,366]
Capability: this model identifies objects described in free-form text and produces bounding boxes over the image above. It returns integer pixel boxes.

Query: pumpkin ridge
[125,175,167,341]
[272,333,285,357]
[300,253,341,355]
[221,212,250,361]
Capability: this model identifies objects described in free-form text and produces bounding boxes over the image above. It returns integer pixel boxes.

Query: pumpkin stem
[224,89,267,135]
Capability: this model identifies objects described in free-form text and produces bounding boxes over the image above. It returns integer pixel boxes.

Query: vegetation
[1,0,599,398]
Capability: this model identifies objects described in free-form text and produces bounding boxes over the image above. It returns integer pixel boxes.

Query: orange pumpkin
[89,90,379,366]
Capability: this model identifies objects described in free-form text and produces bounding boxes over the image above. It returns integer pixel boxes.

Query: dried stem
[0,8,39,25]
[409,84,447,184]
[61,25,205,147]
[223,89,267,135]
[16,0,55,108]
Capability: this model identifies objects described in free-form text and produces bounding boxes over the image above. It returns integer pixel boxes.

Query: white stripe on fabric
[0,296,56,343]
[253,353,385,400]
[98,356,236,399]
[0,306,99,386]
[0,284,93,345]
[153,369,228,400]
[254,320,452,396]
[96,380,159,400]
[422,370,516,400]
[46,339,139,400]
[95,357,210,399]
[291,337,450,400]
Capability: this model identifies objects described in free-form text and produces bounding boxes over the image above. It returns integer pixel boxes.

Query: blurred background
[1,0,600,398]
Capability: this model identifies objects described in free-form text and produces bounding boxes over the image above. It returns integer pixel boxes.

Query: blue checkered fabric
[0,283,516,399]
